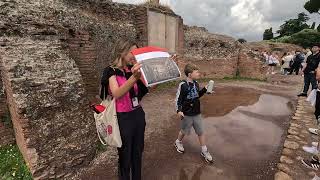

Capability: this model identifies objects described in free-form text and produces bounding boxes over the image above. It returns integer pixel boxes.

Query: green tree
[276,12,310,37]
[263,28,273,40]
[304,0,320,14]
[318,24,320,32]
[298,12,310,22]
[311,22,316,29]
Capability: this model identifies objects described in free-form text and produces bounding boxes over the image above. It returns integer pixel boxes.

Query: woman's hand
[171,54,179,65]
[131,63,142,80]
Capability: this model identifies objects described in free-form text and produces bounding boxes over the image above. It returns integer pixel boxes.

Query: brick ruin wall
[247,42,303,57]
[183,26,303,80]
[183,25,268,79]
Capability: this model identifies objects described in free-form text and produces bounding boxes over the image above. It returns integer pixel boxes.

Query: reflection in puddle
[237,94,292,116]
[185,94,291,160]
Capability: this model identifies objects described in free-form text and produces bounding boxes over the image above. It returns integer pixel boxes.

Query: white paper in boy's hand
[131,46,181,87]
[206,80,215,94]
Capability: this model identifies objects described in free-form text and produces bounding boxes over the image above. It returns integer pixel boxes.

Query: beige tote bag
[94,96,122,147]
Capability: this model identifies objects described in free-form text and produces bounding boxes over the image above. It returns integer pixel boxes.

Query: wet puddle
[143,89,292,180]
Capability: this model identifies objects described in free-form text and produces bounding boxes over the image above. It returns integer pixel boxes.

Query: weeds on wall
[0,145,32,180]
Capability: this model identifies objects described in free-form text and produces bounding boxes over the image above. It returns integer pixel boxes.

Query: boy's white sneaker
[201,150,213,163]
[174,141,185,153]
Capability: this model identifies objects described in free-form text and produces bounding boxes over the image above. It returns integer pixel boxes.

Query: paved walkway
[275,97,319,180]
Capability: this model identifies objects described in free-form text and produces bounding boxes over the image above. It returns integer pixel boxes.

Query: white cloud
[113,0,320,41]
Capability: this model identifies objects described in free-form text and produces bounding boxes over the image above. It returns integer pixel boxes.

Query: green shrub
[272,29,320,48]
[289,29,320,48]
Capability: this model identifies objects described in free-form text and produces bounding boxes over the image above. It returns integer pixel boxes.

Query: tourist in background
[267,52,279,75]
[262,51,268,61]
[289,51,305,75]
[281,52,294,75]
[298,44,320,97]
[301,46,320,172]
[306,48,313,60]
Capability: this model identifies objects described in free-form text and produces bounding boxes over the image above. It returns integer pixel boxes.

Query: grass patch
[0,144,32,180]
[221,76,267,82]
[153,76,266,91]
[153,80,179,91]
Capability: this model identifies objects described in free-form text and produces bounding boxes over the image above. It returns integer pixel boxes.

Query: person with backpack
[298,44,320,97]
[174,63,213,163]
[289,51,305,75]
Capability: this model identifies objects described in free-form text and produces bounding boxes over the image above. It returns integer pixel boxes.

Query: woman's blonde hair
[110,39,138,68]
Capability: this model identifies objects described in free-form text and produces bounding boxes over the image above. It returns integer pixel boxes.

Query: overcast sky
[113,0,320,42]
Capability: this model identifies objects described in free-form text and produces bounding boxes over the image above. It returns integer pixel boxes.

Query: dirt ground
[76,74,303,180]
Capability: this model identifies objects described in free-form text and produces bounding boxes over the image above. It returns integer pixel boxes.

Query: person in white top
[306,48,313,62]
[267,52,279,75]
[262,51,269,64]
[281,52,294,75]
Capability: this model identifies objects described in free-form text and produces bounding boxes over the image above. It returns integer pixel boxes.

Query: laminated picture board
[131,46,181,87]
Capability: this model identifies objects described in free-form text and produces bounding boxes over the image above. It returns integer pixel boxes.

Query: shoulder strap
[181,80,189,88]
[194,81,200,90]
[100,66,116,100]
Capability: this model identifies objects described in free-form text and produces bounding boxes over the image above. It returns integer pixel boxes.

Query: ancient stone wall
[0,37,97,179]
[247,42,303,56]
[0,0,137,179]
[183,25,268,79]
[0,121,14,147]
[238,49,267,79]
